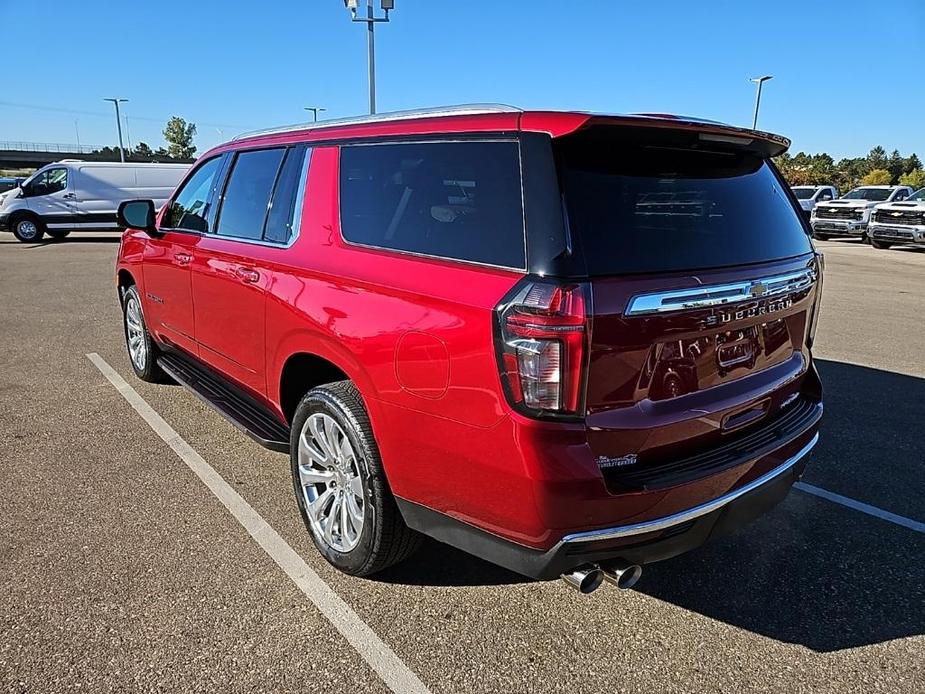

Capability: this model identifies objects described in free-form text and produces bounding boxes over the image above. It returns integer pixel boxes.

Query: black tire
[290,381,420,576]
[812,231,829,241]
[11,214,45,243]
[46,229,71,240]
[870,239,893,250]
[121,285,169,383]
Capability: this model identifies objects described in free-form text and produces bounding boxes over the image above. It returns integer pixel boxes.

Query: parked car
[867,187,925,249]
[0,160,189,242]
[0,176,24,204]
[810,185,913,241]
[791,185,837,220]
[114,105,824,593]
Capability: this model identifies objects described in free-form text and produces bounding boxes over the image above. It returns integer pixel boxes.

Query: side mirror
[117,199,159,236]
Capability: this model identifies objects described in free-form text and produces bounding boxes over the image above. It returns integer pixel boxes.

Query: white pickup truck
[867,187,925,249]
[810,185,914,241]
[791,185,837,220]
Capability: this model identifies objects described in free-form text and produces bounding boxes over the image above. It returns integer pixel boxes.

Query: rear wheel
[121,285,168,382]
[870,239,893,250]
[46,229,71,240]
[12,215,44,243]
[291,381,420,576]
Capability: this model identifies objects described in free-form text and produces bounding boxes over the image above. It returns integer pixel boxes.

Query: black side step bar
[157,352,290,453]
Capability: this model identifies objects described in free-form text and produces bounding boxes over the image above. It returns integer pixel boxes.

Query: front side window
[909,188,925,201]
[163,157,222,232]
[29,168,68,196]
[339,141,526,268]
[792,187,814,199]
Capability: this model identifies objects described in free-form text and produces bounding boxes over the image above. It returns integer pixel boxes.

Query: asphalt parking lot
[1,233,922,693]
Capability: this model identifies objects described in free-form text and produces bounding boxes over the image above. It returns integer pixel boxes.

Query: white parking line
[86,353,432,694]
[795,482,925,533]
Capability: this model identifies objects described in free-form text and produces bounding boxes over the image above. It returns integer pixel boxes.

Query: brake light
[495,280,590,416]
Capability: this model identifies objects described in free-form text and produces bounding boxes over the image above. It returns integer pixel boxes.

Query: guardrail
[0,141,105,154]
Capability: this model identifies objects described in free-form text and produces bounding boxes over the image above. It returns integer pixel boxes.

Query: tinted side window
[163,157,222,232]
[340,141,525,268]
[215,148,286,240]
[264,147,308,244]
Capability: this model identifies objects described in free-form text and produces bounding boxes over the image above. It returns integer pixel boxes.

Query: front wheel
[12,215,44,243]
[870,240,893,250]
[291,381,420,576]
[121,285,168,382]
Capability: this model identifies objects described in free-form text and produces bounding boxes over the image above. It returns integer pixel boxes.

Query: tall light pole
[304,106,327,122]
[344,0,394,114]
[749,75,773,130]
[103,98,128,162]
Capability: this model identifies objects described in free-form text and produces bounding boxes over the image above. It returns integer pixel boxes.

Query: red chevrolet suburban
[115,105,823,593]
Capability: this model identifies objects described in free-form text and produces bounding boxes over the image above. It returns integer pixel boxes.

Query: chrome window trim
[337,138,528,273]
[625,267,816,316]
[561,432,819,545]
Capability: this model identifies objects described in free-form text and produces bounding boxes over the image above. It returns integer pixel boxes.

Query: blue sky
[2,0,922,159]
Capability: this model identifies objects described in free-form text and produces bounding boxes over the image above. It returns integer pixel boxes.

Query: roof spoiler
[562,113,791,158]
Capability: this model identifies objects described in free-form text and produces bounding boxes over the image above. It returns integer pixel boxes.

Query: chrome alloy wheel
[124,295,147,371]
[298,413,366,552]
[16,220,38,240]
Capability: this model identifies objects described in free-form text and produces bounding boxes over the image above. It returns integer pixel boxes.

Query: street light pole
[345,0,394,115]
[749,75,773,130]
[103,98,128,162]
[304,107,327,122]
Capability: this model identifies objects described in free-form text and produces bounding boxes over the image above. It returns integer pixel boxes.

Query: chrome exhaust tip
[600,560,643,590]
[561,565,604,594]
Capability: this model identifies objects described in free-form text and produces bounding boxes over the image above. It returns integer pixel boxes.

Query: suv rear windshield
[558,130,812,275]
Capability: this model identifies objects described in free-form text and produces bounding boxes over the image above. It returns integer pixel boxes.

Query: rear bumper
[868,222,925,244]
[397,433,817,579]
[811,218,867,236]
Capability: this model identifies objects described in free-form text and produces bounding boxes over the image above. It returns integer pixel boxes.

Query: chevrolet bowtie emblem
[749,281,768,298]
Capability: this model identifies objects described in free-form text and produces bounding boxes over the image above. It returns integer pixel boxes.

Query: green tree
[904,153,922,175]
[899,169,925,190]
[133,141,154,157]
[163,116,197,159]
[867,146,888,171]
[887,149,905,184]
[860,168,891,185]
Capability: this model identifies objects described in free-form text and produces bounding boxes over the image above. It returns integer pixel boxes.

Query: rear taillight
[494,279,590,417]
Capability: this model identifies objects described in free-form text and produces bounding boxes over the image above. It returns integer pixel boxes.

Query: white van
[0,160,190,242]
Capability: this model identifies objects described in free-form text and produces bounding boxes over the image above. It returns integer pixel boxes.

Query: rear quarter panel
[265,146,530,529]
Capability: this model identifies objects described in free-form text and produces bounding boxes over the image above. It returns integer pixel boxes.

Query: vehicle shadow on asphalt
[376,538,530,587]
[639,359,925,652]
[0,235,121,247]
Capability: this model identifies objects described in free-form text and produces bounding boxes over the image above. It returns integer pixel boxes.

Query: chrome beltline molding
[625,267,816,316]
[560,432,819,544]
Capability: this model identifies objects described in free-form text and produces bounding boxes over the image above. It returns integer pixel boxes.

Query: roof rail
[232,103,522,142]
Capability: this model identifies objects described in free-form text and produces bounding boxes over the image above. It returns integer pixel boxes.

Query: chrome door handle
[62,192,75,199]
[235,267,260,283]
[175,253,193,266]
